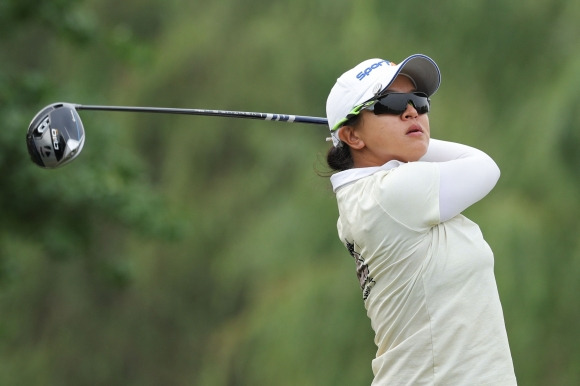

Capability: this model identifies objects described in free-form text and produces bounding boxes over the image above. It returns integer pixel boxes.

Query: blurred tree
[0,0,181,276]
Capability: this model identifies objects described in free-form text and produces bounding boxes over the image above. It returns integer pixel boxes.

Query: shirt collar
[330,160,403,193]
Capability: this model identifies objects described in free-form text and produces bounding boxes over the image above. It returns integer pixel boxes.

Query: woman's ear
[338,124,365,150]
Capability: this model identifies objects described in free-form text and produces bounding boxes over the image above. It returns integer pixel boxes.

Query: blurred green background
[1,0,579,384]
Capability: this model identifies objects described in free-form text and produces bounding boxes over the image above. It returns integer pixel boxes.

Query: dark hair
[326,144,353,172]
[326,114,361,172]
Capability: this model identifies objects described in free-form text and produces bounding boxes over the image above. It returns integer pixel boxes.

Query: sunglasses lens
[373,93,430,115]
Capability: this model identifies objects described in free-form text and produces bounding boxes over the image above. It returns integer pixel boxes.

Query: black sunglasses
[367,92,430,115]
[332,92,431,132]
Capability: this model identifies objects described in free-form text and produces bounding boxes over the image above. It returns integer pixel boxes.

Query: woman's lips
[406,124,424,136]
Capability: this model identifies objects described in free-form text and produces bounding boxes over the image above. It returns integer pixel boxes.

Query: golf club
[26,102,329,169]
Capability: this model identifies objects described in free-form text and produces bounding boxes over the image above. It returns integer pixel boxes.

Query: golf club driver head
[26,103,85,169]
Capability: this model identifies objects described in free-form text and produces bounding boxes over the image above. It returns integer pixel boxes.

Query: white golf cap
[326,54,441,146]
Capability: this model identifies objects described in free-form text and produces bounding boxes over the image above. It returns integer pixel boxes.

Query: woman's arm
[420,139,500,222]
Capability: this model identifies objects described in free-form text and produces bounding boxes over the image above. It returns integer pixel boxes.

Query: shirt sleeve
[420,139,501,222]
[374,162,441,231]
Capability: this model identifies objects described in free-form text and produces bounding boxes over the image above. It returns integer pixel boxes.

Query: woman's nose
[402,102,419,119]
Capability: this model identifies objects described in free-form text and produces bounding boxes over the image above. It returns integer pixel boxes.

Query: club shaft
[75,104,328,126]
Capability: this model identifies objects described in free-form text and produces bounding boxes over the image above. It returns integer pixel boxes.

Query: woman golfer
[326,54,516,385]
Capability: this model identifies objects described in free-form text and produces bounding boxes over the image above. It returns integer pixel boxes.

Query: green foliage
[1,0,580,385]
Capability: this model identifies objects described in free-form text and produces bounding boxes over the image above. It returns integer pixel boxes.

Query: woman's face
[340,75,431,167]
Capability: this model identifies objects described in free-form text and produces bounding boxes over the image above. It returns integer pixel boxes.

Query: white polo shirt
[331,142,516,385]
